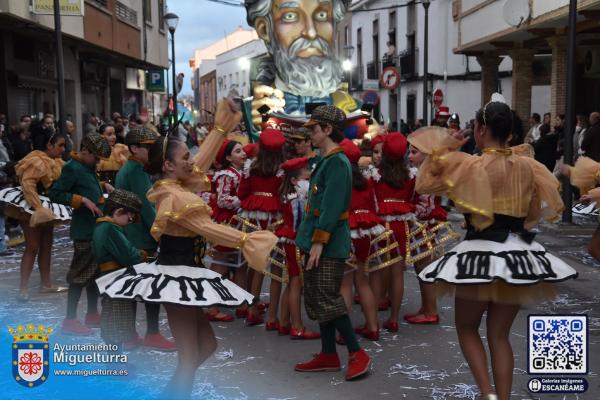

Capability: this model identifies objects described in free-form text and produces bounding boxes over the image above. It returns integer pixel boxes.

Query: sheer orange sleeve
[569,157,600,195]
[416,150,494,230]
[521,157,564,230]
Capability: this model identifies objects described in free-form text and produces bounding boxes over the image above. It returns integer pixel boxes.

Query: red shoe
[383,320,399,332]
[265,320,280,331]
[405,314,440,325]
[257,301,269,311]
[235,308,248,319]
[290,327,321,340]
[295,353,341,372]
[206,311,234,322]
[246,313,264,326]
[278,325,290,336]
[143,333,177,351]
[336,334,345,345]
[378,298,391,311]
[354,325,367,335]
[346,349,371,380]
[362,329,380,341]
[84,312,101,328]
[123,335,143,351]
[62,319,93,335]
[353,294,361,304]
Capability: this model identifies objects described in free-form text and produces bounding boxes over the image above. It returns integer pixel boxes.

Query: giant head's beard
[268,32,343,98]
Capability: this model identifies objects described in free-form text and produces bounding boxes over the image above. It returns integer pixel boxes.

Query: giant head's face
[246,0,347,98]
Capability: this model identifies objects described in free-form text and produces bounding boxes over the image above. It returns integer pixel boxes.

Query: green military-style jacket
[296,147,351,259]
[92,217,144,270]
[48,154,104,241]
[115,158,157,252]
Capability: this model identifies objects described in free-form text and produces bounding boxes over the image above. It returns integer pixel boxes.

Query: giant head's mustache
[287,36,330,58]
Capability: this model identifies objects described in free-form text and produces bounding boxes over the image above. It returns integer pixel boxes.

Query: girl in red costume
[205,139,247,322]
[238,128,285,327]
[340,139,401,340]
[371,132,416,332]
[276,157,320,339]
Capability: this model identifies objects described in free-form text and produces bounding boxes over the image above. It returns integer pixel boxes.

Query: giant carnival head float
[245,0,349,99]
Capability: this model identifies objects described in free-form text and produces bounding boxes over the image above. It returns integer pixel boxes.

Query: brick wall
[477,53,502,107]
[509,48,534,131]
[548,35,567,120]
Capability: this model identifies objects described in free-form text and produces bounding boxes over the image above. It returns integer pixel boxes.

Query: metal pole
[53,0,66,136]
[562,0,577,223]
[422,0,430,125]
[171,29,177,129]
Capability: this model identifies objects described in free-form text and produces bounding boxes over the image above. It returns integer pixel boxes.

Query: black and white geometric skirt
[417,234,577,303]
[96,262,255,307]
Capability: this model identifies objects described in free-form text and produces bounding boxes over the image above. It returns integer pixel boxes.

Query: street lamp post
[164,12,179,129]
[422,0,430,125]
[343,45,355,93]
[562,0,577,223]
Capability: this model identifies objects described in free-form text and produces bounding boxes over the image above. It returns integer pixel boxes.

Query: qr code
[528,315,587,374]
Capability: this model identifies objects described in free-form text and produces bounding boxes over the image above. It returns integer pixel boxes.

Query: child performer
[93,189,147,347]
[97,99,278,399]
[205,139,247,322]
[115,126,176,350]
[238,128,285,328]
[404,129,462,324]
[371,132,416,332]
[276,157,320,339]
[562,156,600,261]
[7,129,67,300]
[416,100,577,400]
[339,138,399,341]
[49,133,112,335]
[294,105,370,381]
[97,124,130,186]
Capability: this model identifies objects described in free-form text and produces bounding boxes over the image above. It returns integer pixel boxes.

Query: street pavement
[0,222,598,400]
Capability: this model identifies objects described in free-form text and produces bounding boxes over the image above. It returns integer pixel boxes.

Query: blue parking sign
[146,70,165,92]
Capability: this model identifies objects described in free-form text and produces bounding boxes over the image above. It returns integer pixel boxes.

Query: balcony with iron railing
[366,60,379,80]
[399,48,418,79]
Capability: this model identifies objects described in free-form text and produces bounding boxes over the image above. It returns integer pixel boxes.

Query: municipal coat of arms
[9,324,53,388]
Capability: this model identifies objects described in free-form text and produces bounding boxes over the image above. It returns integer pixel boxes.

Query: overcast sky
[167,0,250,96]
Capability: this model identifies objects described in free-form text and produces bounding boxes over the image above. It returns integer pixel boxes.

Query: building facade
[216,39,267,100]
[0,0,168,145]
[189,26,258,122]
[454,0,600,127]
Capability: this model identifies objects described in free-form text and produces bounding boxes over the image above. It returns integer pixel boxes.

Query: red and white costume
[370,133,421,265]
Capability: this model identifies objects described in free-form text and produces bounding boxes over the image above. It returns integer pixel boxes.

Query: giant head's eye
[314,10,328,21]
[282,11,298,22]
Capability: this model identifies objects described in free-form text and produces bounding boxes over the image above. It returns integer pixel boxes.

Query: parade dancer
[276,157,320,339]
[339,138,399,341]
[205,138,247,322]
[97,99,278,399]
[371,132,416,332]
[238,128,285,328]
[97,124,130,186]
[404,128,462,324]
[93,189,148,347]
[114,126,176,350]
[49,133,112,335]
[294,105,371,381]
[7,130,67,300]
[562,156,600,261]
[416,100,578,400]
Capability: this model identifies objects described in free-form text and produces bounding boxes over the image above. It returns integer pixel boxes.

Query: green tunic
[49,156,104,241]
[296,147,351,259]
[92,218,144,267]
[115,159,157,252]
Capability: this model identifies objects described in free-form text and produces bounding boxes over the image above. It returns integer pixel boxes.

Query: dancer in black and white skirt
[410,98,577,400]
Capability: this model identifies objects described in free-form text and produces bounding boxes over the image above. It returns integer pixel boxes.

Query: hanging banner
[32,0,84,16]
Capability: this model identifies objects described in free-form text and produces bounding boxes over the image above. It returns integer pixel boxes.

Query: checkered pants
[303,257,347,322]
[101,297,137,345]
[66,241,98,286]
